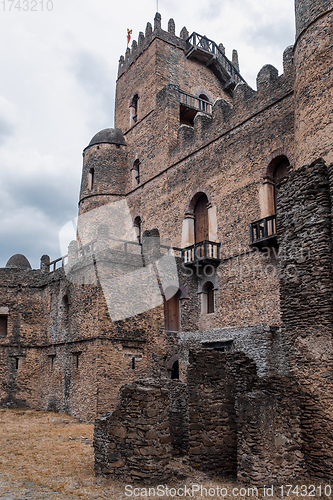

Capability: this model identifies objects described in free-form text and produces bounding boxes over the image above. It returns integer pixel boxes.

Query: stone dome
[87,128,126,147]
[5,254,32,270]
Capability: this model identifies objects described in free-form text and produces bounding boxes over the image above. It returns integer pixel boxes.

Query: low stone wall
[187,350,257,477]
[94,378,173,482]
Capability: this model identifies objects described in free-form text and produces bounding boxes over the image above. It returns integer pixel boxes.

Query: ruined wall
[277,158,333,479]
[237,376,304,484]
[94,378,174,482]
[187,350,257,477]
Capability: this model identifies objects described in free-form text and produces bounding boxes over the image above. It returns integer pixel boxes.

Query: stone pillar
[181,216,194,248]
[208,205,218,242]
[40,254,50,273]
[259,178,275,218]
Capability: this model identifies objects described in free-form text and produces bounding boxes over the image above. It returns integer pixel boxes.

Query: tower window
[0,315,8,337]
[272,157,290,213]
[132,159,140,187]
[171,359,179,380]
[130,93,139,126]
[88,168,94,190]
[202,281,215,314]
[134,216,142,243]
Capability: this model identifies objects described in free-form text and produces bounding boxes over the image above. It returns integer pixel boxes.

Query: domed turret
[87,128,126,148]
[6,254,32,270]
[78,128,129,218]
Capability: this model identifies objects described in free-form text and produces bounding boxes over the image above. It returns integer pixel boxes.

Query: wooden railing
[179,90,212,114]
[249,215,277,247]
[186,32,246,86]
[181,241,221,266]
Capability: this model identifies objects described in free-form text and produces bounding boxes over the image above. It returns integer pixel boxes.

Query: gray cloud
[72,50,115,125]
[0,116,14,145]
[245,22,294,50]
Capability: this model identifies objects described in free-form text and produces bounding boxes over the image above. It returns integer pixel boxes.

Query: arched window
[88,167,94,190]
[198,94,210,113]
[164,289,180,332]
[272,157,289,212]
[134,216,142,244]
[194,194,209,247]
[202,281,215,314]
[132,159,140,187]
[130,93,139,126]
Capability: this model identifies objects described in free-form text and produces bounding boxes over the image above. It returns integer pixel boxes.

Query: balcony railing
[179,90,212,115]
[185,32,246,88]
[249,215,277,249]
[181,240,221,267]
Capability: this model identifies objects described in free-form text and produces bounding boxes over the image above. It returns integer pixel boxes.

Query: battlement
[117,12,241,83]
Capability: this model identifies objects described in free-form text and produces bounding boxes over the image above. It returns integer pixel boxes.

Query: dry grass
[0,409,328,499]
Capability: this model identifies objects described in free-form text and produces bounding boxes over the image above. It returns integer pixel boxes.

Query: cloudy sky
[0,0,295,269]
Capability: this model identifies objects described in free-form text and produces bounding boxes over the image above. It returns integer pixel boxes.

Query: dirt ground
[0,409,327,500]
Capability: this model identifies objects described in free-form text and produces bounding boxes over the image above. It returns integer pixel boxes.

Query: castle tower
[114,13,240,183]
[294,0,333,167]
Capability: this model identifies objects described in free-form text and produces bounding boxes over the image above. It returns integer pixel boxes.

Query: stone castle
[1,0,333,484]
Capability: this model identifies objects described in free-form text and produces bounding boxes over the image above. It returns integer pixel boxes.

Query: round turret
[6,254,32,270]
[78,128,129,218]
[87,128,126,148]
[294,0,333,167]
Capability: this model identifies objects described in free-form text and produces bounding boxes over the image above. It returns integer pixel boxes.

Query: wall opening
[202,281,215,314]
[171,359,179,380]
[132,159,140,187]
[0,315,8,337]
[198,94,210,113]
[164,289,180,332]
[130,93,139,126]
[134,216,142,244]
[194,194,209,244]
[272,157,290,212]
[88,167,94,191]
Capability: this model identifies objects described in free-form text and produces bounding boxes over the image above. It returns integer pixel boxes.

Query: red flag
[127,29,132,45]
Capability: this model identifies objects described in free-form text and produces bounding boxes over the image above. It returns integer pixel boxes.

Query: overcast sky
[0,0,295,269]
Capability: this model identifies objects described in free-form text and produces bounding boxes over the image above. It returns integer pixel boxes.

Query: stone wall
[237,376,304,484]
[187,350,257,477]
[94,378,174,482]
[277,158,333,479]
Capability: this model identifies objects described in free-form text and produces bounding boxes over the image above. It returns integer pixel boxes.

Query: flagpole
[156,0,158,12]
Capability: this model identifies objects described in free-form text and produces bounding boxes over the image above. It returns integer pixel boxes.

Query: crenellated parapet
[117,13,241,81]
[172,45,295,156]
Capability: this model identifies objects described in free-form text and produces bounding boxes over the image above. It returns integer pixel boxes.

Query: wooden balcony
[181,240,221,267]
[249,215,278,249]
[185,32,246,90]
[179,90,212,125]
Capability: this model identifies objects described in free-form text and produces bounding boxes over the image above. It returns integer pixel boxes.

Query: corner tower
[294,0,333,166]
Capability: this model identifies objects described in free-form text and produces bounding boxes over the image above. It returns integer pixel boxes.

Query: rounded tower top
[6,253,32,270]
[295,0,333,39]
[87,128,126,149]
